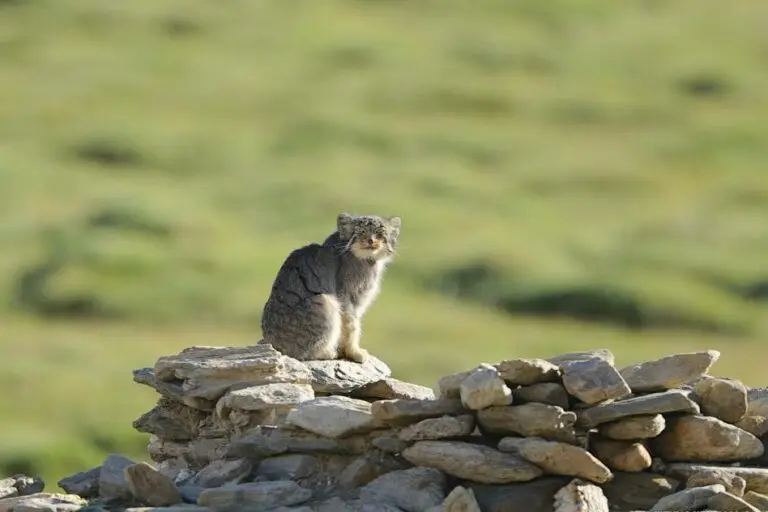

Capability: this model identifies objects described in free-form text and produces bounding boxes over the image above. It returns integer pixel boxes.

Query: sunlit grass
[0,0,767,490]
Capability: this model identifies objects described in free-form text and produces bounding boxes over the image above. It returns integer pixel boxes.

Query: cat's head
[336,212,401,262]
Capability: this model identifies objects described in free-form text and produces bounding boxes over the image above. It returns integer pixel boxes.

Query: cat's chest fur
[336,256,385,316]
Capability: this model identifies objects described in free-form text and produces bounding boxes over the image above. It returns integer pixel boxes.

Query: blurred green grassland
[1,0,768,490]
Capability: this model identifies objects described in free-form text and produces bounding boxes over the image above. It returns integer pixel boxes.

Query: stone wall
[6,344,768,511]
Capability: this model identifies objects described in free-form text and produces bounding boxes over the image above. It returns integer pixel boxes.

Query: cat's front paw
[345,347,369,364]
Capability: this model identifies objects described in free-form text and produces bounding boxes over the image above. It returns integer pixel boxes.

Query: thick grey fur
[260,212,401,362]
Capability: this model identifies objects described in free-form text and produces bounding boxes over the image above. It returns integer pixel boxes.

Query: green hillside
[1,0,767,489]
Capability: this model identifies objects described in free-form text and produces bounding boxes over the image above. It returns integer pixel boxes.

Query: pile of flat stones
[11,344,768,511]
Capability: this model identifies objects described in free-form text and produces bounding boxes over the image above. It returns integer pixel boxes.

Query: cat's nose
[367,237,376,245]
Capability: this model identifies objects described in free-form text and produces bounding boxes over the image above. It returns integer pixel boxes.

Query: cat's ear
[387,216,401,231]
[337,212,355,239]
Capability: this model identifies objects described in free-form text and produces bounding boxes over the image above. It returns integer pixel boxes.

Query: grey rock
[216,383,314,415]
[305,356,391,394]
[337,452,408,490]
[649,483,725,512]
[99,453,137,500]
[651,415,764,462]
[197,481,312,510]
[459,364,512,410]
[371,435,408,454]
[398,415,476,442]
[666,464,768,495]
[577,389,700,428]
[0,475,44,499]
[619,350,720,393]
[477,403,578,443]
[598,414,665,440]
[313,497,357,512]
[589,437,651,473]
[553,478,610,512]
[352,378,435,400]
[601,472,681,512]
[707,491,760,512]
[287,396,380,438]
[153,344,312,401]
[498,437,612,484]
[687,468,746,497]
[371,399,466,427]
[256,454,318,481]
[177,485,205,504]
[747,394,768,419]
[360,468,446,512]
[124,507,213,512]
[471,477,571,512]
[227,425,376,459]
[736,415,768,437]
[513,383,570,410]
[133,397,211,442]
[744,490,768,510]
[438,486,481,512]
[495,358,561,386]
[147,436,228,468]
[402,441,543,484]
[434,371,472,400]
[57,467,100,499]
[548,349,615,366]
[133,367,215,411]
[190,458,252,488]
[124,462,182,507]
[560,357,631,405]
[1,493,87,512]
[695,377,748,423]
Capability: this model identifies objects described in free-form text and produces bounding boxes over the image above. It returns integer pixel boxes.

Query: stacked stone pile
[8,345,768,511]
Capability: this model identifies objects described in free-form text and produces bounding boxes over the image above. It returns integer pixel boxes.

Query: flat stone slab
[650,415,764,462]
[687,467,746,497]
[649,483,725,512]
[286,396,380,438]
[601,472,681,512]
[57,467,101,500]
[513,383,570,410]
[359,468,446,512]
[548,349,615,366]
[495,358,561,386]
[352,378,434,400]
[216,382,314,414]
[152,344,313,401]
[560,356,631,405]
[371,398,467,426]
[0,492,87,512]
[477,403,578,444]
[708,492,760,512]
[577,389,700,428]
[197,480,311,510]
[498,437,613,484]
[305,355,392,394]
[189,458,252,488]
[666,464,768,495]
[619,350,720,393]
[226,425,376,458]
[402,441,544,484]
[398,414,476,442]
[597,413,665,441]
